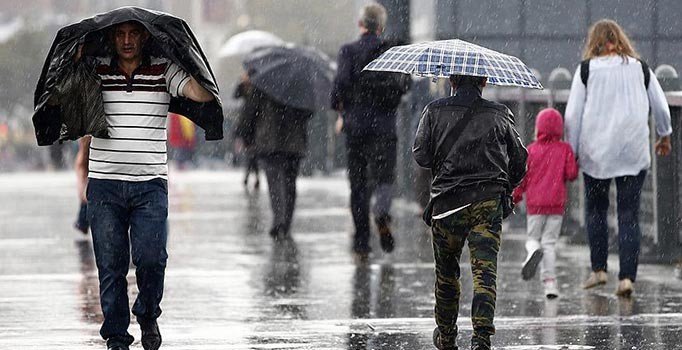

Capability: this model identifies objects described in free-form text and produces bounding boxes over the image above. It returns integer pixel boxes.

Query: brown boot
[583,270,608,289]
[615,278,634,297]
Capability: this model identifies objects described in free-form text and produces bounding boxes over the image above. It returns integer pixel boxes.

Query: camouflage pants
[431,198,502,348]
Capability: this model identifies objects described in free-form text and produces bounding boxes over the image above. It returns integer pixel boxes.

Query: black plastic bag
[51,58,108,141]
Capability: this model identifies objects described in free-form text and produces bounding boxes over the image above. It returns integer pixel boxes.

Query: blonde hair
[583,19,639,60]
[359,3,387,33]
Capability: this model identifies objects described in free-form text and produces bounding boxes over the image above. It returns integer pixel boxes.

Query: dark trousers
[584,171,646,282]
[87,178,169,344]
[431,199,502,348]
[345,134,397,253]
[261,154,301,235]
[245,154,260,177]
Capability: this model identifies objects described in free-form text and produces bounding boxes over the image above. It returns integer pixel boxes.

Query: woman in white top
[565,19,672,297]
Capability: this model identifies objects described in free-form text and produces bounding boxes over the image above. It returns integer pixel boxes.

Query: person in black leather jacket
[413,75,527,350]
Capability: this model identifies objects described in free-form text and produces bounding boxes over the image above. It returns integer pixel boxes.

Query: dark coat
[413,85,528,221]
[233,81,257,147]
[32,6,224,146]
[235,87,312,158]
[330,33,409,137]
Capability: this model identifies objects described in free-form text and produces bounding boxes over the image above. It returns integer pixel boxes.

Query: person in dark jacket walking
[331,3,409,261]
[235,74,312,240]
[512,108,578,299]
[413,75,527,350]
[233,74,260,190]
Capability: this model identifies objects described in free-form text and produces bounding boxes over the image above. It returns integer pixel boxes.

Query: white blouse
[565,55,673,179]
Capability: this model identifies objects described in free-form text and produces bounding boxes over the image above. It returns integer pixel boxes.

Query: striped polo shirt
[88,56,189,182]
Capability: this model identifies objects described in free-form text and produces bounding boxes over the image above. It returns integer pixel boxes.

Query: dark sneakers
[269,224,288,241]
[471,335,492,350]
[432,328,458,350]
[106,339,130,350]
[138,317,162,350]
[375,216,395,253]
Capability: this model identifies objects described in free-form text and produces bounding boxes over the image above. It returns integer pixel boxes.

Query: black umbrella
[243,45,335,112]
[33,6,224,145]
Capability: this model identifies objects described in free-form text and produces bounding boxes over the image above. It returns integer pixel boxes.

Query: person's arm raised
[182,77,215,103]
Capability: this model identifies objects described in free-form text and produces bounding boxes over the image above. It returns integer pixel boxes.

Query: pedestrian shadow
[347,264,422,349]
[263,237,306,319]
[244,189,266,236]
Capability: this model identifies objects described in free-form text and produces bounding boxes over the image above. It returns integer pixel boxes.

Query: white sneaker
[522,240,543,280]
[544,278,559,299]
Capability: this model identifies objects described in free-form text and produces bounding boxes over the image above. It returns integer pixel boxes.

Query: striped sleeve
[165,62,191,98]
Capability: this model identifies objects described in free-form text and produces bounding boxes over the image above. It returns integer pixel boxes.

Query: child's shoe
[522,240,543,280]
[543,278,559,299]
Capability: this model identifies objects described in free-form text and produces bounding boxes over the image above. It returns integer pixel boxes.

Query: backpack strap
[581,58,650,90]
[580,59,590,86]
[639,59,650,90]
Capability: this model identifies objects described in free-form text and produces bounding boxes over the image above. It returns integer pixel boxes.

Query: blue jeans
[584,171,646,282]
[87,178,169,343]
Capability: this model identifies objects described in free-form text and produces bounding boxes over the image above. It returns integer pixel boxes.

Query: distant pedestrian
[414,75,527,350]
[512,108,578,299]
[235,74,312,240]
[74,136,91,234]
[233,74,260,190]
[331,3,410,262]
[565,19,672,297]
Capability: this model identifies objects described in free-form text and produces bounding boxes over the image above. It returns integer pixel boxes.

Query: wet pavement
[1,170,682,350]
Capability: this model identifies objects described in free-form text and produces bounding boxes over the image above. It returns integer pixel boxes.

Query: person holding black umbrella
[238,44,334,240]
[234,72,312,240]
[33,8,224,350]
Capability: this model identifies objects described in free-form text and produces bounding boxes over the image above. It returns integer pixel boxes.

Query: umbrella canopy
[364,39,543,89]
[243,45,335,111]
[218,30,285,58]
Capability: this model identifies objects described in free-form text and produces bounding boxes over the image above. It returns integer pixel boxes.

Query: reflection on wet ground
[1,171,682,349]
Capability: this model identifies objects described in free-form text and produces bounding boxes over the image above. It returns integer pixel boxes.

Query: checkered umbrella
[364,39,543,89]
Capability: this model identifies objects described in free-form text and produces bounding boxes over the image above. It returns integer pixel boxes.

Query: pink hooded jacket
[512,108,579,215]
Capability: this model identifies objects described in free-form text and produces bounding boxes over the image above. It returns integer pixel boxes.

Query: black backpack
[355,43,411,110]
[580,58,650,89]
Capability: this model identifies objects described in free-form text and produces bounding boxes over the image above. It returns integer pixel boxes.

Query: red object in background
[0,123,8,139]
[168,113,196,149]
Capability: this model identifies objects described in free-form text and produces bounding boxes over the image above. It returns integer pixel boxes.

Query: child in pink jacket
[513,108,579,298]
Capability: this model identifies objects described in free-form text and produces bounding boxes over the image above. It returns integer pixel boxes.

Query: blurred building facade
[433,0,682,81]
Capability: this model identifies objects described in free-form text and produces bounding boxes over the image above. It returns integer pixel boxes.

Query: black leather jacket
[33,7,224,145]
[413,86,528,222]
